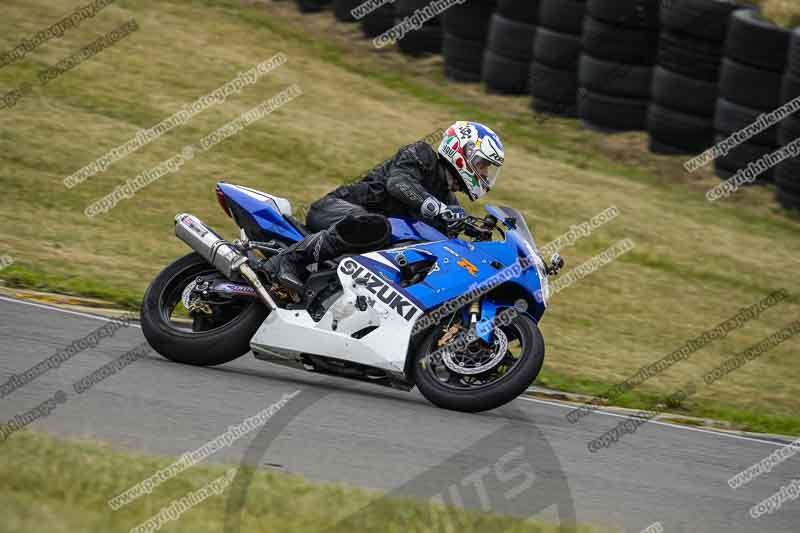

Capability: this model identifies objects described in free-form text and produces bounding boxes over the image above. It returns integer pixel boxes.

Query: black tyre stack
[334,0,361,22]
[361,3,396,38]
[530,0,586,116]
[776,29,800,209]
[442,1,497,82]
[482,0,538,94]
[394,0,443,55]
[713,9,790,184]
[578,0,660,132]
[647,0,740,155]
[297,0,332,13]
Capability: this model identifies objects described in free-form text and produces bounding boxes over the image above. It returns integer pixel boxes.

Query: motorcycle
[141,182,563,412]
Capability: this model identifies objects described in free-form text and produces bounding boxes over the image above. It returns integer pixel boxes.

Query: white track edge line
[0,295,141,328]
[517,396,787,448]
[0,294,790,447]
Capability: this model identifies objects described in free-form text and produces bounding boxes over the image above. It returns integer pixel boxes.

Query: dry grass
[759,0,800,27]
[0,0,799,432]
[1,431,606,533]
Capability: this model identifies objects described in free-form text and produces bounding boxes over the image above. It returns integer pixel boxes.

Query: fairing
[221,182,547,351]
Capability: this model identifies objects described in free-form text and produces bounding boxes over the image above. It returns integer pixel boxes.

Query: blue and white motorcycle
[141,182,563,412]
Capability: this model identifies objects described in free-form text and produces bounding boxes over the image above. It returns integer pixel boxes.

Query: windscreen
[485,205,540,256]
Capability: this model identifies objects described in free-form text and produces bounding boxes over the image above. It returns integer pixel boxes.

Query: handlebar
[461,215,497,241]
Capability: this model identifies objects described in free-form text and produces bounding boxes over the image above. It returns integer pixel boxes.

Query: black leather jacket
[328,141,460,218]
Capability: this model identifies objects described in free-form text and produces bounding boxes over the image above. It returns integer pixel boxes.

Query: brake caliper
[181,279,213,316]
[437,325,462,348]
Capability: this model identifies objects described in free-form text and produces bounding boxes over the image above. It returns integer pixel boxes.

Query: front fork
[465,299,531,344]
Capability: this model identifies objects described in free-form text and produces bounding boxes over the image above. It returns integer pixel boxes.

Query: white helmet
[438,121,505,201]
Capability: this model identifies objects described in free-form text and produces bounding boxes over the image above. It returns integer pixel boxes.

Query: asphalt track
[1,296,798,533]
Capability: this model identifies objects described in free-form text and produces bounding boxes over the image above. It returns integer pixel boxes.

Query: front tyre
[141,252,268,366]
[414,314,545,412]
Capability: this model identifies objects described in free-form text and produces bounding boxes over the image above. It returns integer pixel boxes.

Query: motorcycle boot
[262,213,390,293]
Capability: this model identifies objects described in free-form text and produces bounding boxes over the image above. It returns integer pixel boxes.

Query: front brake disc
[441,328,509,375]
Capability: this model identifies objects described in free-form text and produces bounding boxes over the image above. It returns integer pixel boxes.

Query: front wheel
[414,314,545,412]
[141,252,268,366]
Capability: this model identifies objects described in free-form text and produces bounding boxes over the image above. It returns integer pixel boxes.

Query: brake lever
[446,221,466,239]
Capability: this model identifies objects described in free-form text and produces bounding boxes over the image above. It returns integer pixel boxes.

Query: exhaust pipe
[175,213,246,278]
[174,213,275,310]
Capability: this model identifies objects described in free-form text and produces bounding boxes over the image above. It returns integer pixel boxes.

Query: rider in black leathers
[263,122,505,293]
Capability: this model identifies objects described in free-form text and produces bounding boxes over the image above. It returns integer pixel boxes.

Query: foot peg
[276,271,304,294]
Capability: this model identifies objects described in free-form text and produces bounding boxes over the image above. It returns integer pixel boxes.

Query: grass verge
[538,371,800,436]
[0,431,606,533]
[757,0,800,27]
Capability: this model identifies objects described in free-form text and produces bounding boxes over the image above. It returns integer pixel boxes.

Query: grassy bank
[757,0,800,27]
[1,0,799,436]
[0,431,604,533]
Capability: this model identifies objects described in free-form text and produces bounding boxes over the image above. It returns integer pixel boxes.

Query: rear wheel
[414,312,544,412]
[141,252,268,366]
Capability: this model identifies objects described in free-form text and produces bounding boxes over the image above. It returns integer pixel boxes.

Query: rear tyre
[141,252,268,366]
[414,314,545,412]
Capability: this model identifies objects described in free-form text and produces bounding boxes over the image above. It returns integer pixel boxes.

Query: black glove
[438,205,466,234]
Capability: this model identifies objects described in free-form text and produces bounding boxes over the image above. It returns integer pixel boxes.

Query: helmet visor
[470,152,502,191]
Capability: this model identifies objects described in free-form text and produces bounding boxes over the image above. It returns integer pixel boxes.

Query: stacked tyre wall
[482,0,538,94]
[295,0,800,211]
[360,3,395,38]
[333,0,360,22]
[395,0,443,56]
[713,9,791,184]
[530,0,586,116]
[776,30,800,208]
[647,0,741,155]
[297,0,332,13]
[578,0,660,132]
[442,1,497,82]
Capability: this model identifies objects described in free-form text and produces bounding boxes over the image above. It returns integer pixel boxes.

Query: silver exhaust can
[174,213,246,279]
